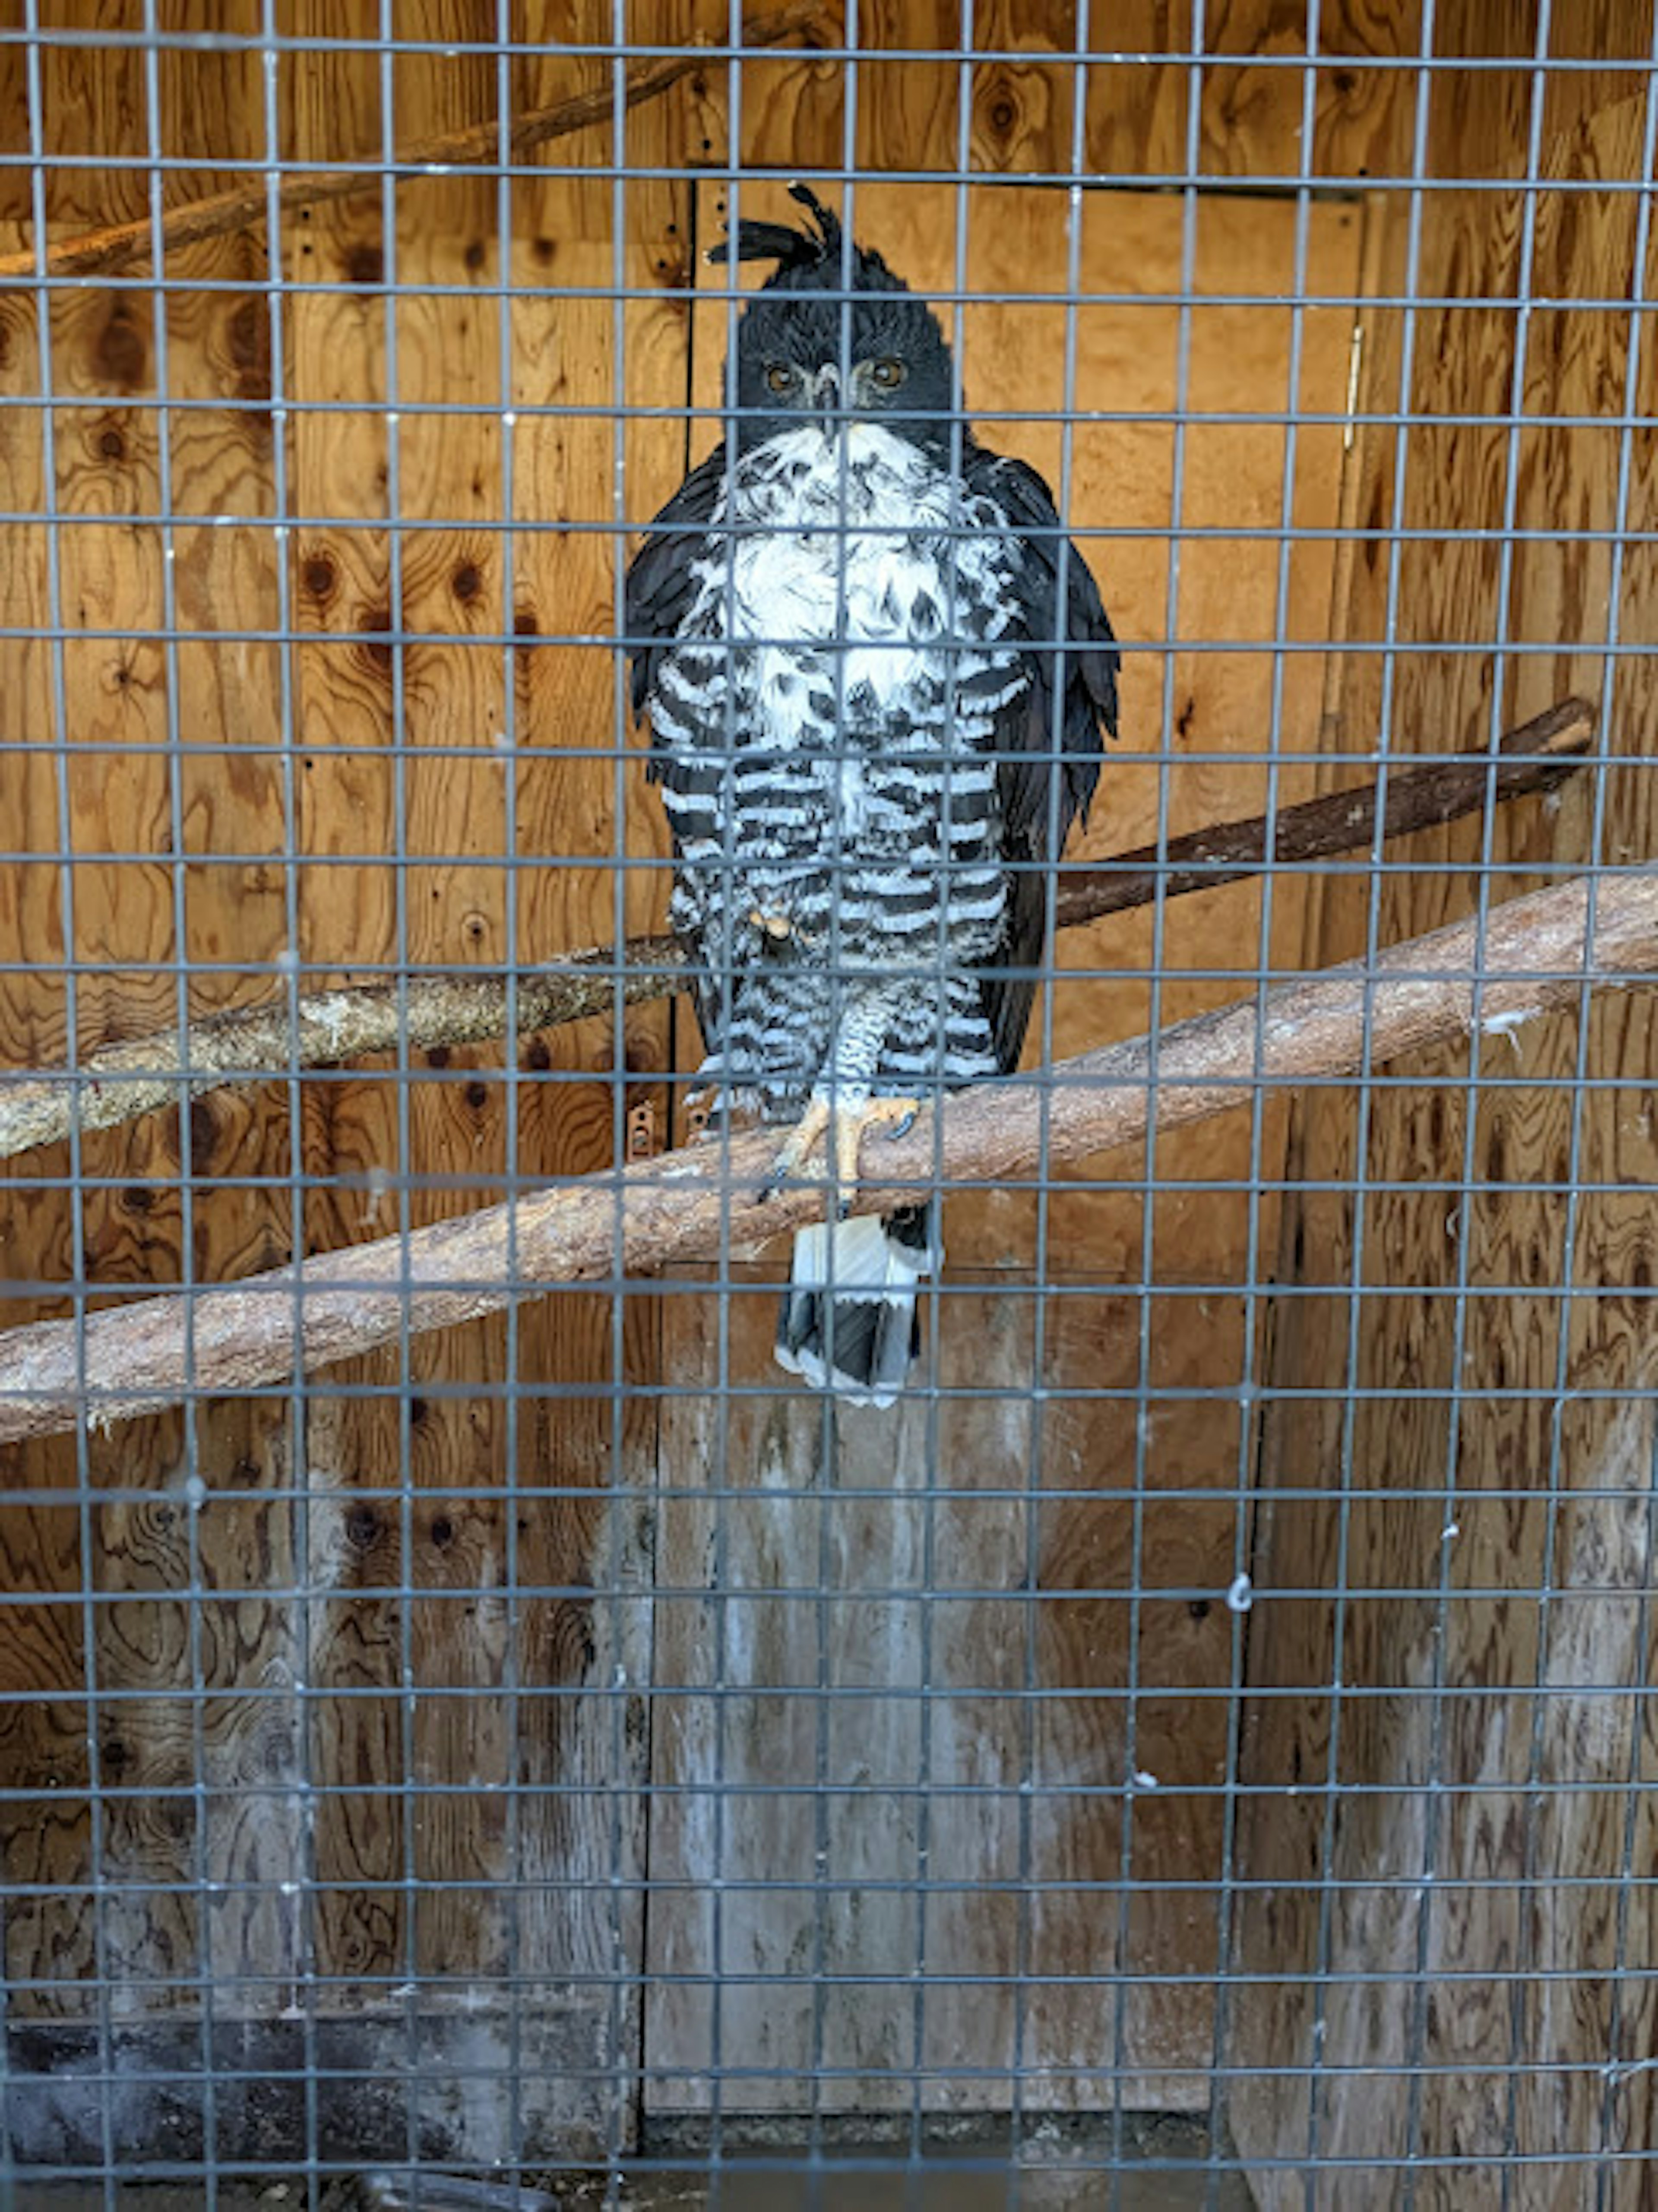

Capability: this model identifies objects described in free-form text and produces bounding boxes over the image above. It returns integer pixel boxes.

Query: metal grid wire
[0,3,1654,2208]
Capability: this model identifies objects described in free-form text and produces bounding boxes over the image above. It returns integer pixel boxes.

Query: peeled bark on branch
[0,943,686,1162]
[0,697,1595,1165]
[0,1,821,287]
[0,865,1649,1447]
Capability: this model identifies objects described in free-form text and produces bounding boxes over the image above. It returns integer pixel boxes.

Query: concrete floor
[11,2118,1255,2210]
[603,2118,1253,2208]
[15,2181,1249,2212]
[613,2163,1253,2207]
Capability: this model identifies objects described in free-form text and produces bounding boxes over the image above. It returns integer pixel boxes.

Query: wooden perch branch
[0,698,1595,1165]
[0,0,820,287]
[0,941,686,1163]
[1054,693,1594,927]
[0,865,1651,1447]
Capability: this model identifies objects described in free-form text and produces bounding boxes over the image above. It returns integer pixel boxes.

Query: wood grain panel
[280,0,408,2022]
[1232,25,1658,2204]
[273,0,692,2156]
[377,0,514,2003]
[649,1273,1242,2113]
[0,3,310,2045]
[497,4,690,2139]
[0,0,694,2159]
[147,4,310,2028]
[709,1,1422,187]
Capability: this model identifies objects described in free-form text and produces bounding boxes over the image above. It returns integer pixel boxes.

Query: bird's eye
[765,363,794,395]
[870,358,906,389]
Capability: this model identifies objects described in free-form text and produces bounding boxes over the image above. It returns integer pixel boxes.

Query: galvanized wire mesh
[0,5,1654,2208]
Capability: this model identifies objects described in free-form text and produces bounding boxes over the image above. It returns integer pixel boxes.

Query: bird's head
[711,184,955,454]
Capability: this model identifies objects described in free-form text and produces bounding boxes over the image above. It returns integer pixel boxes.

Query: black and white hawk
[626,187,1118,1405]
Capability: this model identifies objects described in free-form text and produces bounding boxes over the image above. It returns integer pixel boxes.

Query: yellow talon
[767,1094,832,1189]
[765,1094,922,1207]
[838,1096,920,1190]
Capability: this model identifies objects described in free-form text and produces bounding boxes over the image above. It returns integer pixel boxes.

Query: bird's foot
[832,1096,920,1213]
[861,1096,920,1148]
[762,1093,922,1214]
[761,1092,833,1200]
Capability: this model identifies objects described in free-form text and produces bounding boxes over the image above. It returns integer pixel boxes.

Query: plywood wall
[0,0,1413,2167]
[0,0,1647,2187]
[1229,3,1658,2204]
[0,0,695,2164]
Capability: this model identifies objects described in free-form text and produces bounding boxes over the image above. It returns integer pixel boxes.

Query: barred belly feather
[652,423,1028,1118]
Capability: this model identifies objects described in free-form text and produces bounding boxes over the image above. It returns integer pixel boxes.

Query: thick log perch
[0,0,820,287]
[0,698,1595,1164]
[0,866,1650,1447]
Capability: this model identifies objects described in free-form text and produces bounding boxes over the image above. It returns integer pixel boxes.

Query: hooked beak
[811,363,840,434]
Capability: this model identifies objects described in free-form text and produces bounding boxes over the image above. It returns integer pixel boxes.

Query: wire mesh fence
[0,3,1654,2207]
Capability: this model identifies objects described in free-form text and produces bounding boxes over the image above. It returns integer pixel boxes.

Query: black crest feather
[707,181,845,277]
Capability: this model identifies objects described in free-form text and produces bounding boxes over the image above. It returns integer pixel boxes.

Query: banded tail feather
[775,1205,935,1409]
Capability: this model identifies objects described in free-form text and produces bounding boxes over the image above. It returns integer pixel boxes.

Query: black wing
[962,443,1119,1073]
[623,443,728,740]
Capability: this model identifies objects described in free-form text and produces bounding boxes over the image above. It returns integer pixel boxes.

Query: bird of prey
[625,185,1118,1405]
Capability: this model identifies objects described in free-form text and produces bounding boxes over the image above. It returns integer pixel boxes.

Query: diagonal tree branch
[0,0,822,287]
[0,697,1595,1165]
[1053,694,1593,928]
[0,948,687,1163]
[0,863,1650,1448]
